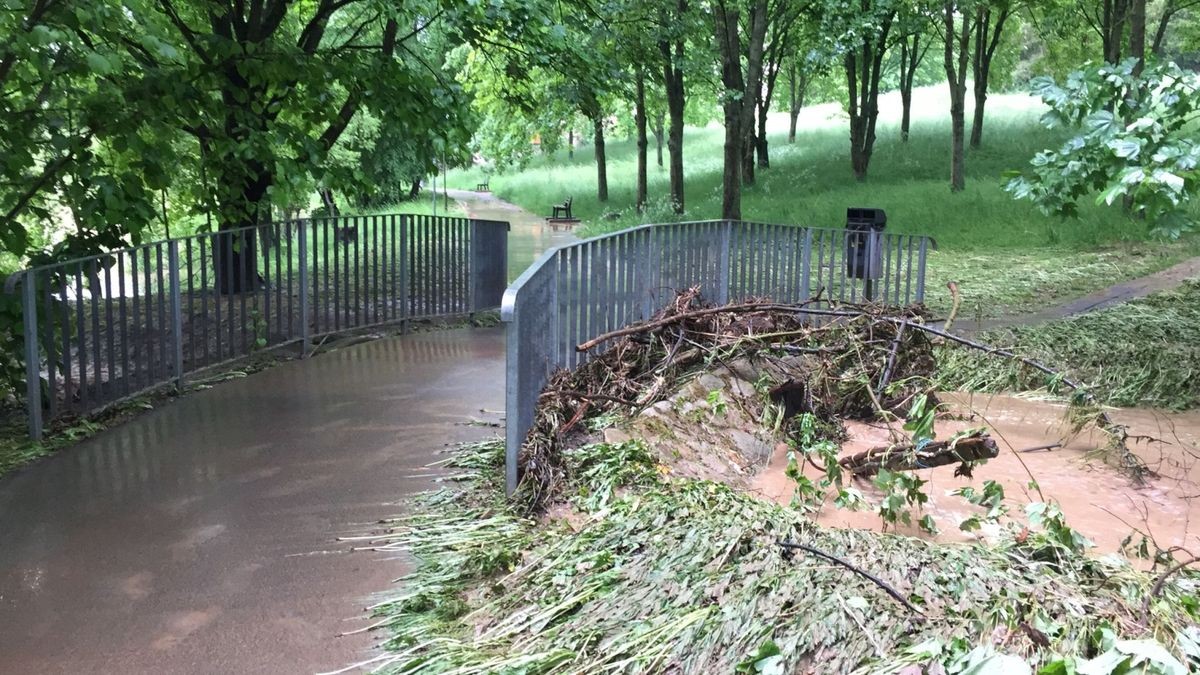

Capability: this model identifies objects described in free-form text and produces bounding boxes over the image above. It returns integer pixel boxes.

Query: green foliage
[365,437,1200,674]
[1007,59,1200,237]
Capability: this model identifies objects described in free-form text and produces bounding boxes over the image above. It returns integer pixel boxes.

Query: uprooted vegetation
[936,279,1200,411]
[349,292,1200,674]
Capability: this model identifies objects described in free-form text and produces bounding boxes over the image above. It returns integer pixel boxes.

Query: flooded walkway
[0,190,564,674]
[0,328,506,673]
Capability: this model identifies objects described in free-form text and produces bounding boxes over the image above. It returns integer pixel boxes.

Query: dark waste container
[845,207,886,281]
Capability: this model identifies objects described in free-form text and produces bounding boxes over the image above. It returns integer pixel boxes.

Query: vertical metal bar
[260,227,271,345]
[88,260,103,403]
[905,236,914,304]
[22,271,42,439]
[42,278,57,419]
[103,258,116,401]
[155,246,167,379]
[354,215,362,326]
[168,240,184,389]
[800,229,813,302]
[915,237,929,304]
[238,232,248,354]
[73,265,88,410]
[118,254,129,391]
[186,240,194,369]
[399,215,409,328]
[61,269,74,410]
[298,220,310,355]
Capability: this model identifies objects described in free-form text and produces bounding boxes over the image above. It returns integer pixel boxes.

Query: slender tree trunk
[1102,0,1131,64]
[969,7,1010,149]
[899,34,920,143]
[845,13,893,182]
[944,2,970,193]
[568,128,574,159]
[739,0,768,187]
[1130,0,1146,76]
[593,115,608,202]
[788,62,801,143]
[653,111,665,167]
[660,0,687,214]
[756,86,769,169]
[1151,1,1176,56]
[634,69,649,213]
[714,0,744,218]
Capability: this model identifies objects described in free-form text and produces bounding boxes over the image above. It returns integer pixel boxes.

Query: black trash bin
[845,207,886,299]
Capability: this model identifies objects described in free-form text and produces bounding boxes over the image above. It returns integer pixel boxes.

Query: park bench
[476,179,490,192]
[552,196,573,220]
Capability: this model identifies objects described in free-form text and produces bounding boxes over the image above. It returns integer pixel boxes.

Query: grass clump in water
[937,279,1200,410]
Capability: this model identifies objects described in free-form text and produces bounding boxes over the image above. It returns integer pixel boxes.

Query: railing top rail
[6,211,501,282]
[499,219,938,321]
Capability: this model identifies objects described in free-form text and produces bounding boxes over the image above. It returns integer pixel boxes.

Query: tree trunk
[568,128,574,159]
[845,13,893,182]
[739,0,768,187]
[660,0,687,214]
[969,7,1010,149]
[756,97,770,169]
[898,34,921,143]
[634,69,649,213]
[1102,0,1131,64]
[593,116,608,202]
[653,111,665,167]
[787,61,801,143]
[944,2,970,193]
[1130,0,1146,76]
[714,0,744,218]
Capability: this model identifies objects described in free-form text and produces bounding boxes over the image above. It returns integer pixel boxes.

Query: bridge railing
[500,219,935,494]
[8,213,510,439]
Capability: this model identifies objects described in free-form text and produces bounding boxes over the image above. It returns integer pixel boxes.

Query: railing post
[399,214,409,333]
[800,229,813,302]
[298,219,310,355]
[504,300,520,496]
[640,227,658,321]
[22,271,43,440]
[468,220,478,318]
[168,240,185,389]
[717,221,732,305]
[915,237,929,304]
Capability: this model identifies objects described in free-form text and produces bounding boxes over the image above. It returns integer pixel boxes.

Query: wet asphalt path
[0,327,506,674]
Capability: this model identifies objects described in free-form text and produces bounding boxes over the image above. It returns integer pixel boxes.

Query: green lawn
[451,86,1199,318]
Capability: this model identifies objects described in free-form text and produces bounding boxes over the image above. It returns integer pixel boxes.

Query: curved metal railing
[9,213,510,438]
[500,219,936,494]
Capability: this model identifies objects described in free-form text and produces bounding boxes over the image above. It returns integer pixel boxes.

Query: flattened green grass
[937,279,1200,409]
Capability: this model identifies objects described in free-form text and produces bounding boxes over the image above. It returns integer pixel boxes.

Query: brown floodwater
[750,392,1200,556]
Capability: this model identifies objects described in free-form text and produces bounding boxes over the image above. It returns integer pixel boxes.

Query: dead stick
[545,389,639,407]
[1142,556,1200,622]
[777,540,925,620]
[576,296,825,352]
[1018,443,1063,454]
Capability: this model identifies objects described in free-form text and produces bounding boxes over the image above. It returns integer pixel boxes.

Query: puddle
[749,392,1200,556]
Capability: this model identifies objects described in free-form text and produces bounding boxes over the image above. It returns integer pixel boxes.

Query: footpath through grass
[452,86,1200,319]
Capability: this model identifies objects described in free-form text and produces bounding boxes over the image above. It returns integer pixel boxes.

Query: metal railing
[9,213,509,439]
[500,219,936,494]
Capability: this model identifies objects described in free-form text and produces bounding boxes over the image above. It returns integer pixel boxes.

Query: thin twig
[1142,556,1200,622]
[576,296,825,352]
[777,540,926,620]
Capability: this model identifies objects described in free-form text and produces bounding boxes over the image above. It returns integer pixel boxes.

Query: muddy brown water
[751,393,1200,556]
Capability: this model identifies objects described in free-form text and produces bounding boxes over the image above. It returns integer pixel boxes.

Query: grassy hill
[449,85,1199,317]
